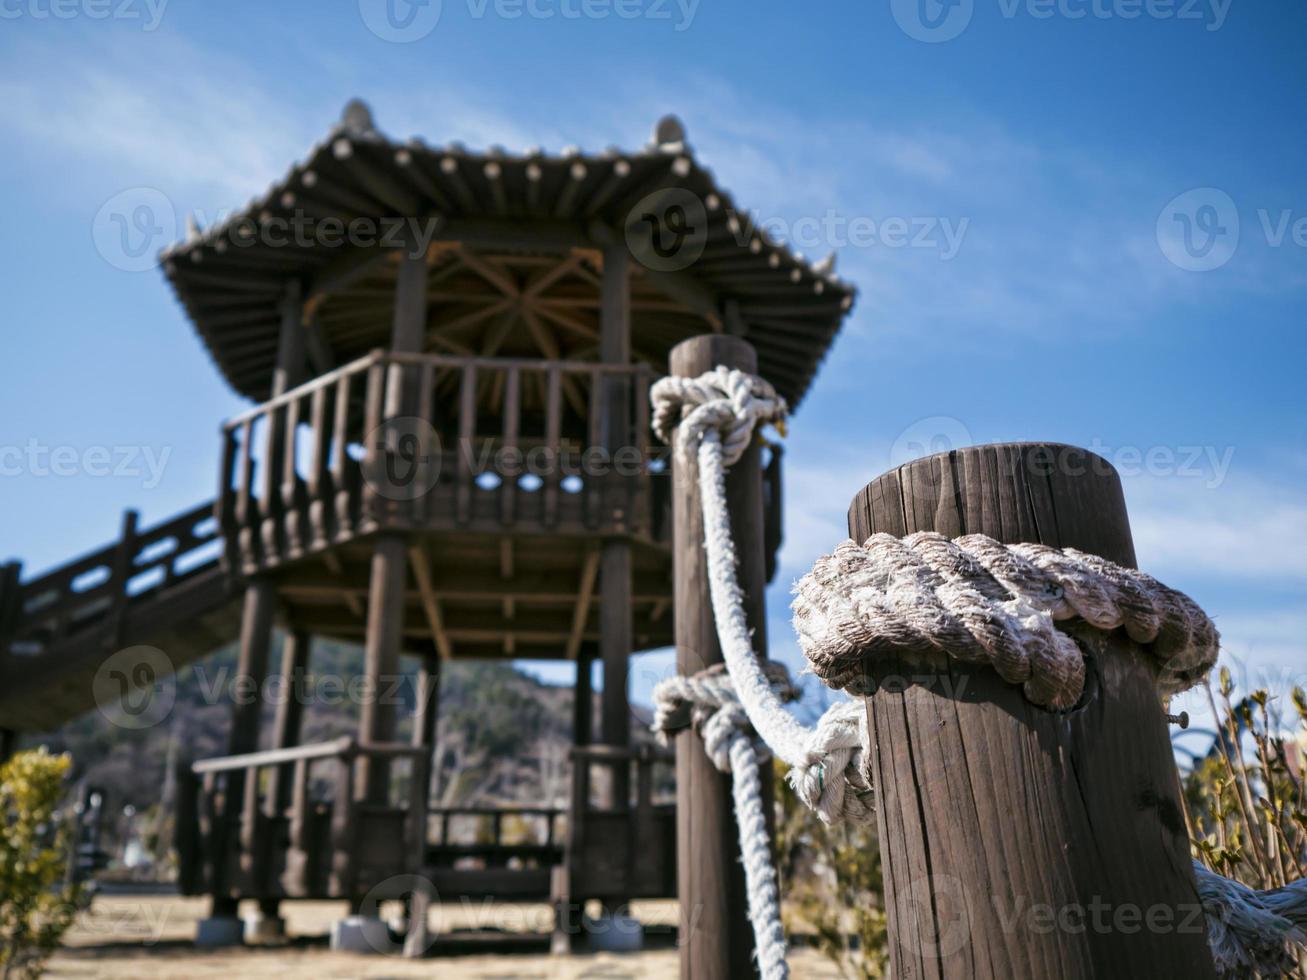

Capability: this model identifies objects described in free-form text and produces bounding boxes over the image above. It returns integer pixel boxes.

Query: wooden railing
[427,804,564,867]
[563,744,676,901]
[218,350,662,574]
[4,501,221,659]
[178,737,428,900]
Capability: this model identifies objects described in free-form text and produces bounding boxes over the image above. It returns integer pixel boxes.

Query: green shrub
[775,758,889,979]
[0,748,79,980]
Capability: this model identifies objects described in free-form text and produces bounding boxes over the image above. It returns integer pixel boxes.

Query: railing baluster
[260,402,284,564]
[361,359,387,530]
[281,395,302,557]
[500,366,520,526]
[332,372,352,541]
[236,419,255,529]
[633,364,651,534]
[285,756,310,897]
[544,366,562,528]
[308,385,331,547]
[217,427,239,571]
[329,751,357,897]
[103,509,138,652]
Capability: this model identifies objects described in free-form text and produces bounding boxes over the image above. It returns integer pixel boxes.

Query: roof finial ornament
[652,114,687,151]
[813,251,836,276]
[341,98,376,136]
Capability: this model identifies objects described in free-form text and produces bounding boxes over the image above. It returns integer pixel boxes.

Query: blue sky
[1,0,1304,737]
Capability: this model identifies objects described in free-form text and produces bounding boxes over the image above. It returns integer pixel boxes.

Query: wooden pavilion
[0,100,856,953]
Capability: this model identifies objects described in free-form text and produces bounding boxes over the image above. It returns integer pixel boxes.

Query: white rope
[650,367,869,980]
[793,532,1220,710]
[1194,860,1307,978]
[650,369,873,827]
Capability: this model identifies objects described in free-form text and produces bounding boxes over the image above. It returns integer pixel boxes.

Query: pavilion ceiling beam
[428,298,513,338]
[407,544,453,660]
[523,252,586,298]
[305,245,399,303]
[437,217,589,252]
[479,310,519,358]
[588,219,722,331]
[458,250,520,298]
[535,304,599,341]
[320,549,363,617]
[565,548,602,660]
[521,308,586,415]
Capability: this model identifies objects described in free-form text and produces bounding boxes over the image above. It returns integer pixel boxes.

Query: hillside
[34,634,656,822]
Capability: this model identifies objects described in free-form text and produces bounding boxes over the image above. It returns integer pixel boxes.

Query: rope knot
[651,366,789,466]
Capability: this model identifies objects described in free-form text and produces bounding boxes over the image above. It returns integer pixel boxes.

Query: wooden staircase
[0,500,240,732]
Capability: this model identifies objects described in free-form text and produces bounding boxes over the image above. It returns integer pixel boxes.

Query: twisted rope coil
[1194,860,1307,978]
[793,532,1221,711]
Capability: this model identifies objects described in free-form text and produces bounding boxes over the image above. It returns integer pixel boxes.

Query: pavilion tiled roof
[161,101,856,408]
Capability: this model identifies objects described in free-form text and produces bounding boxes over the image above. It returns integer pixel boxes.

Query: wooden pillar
[274,281,306,396]
[573,646,594,747]
[211,576,278,917]
[848,443,1215,979]
[0,729,16,764]
[412,653,441,752]
[229,580,278,758]
[598,241,633,810]
[355,242,429,803]
[267,630,310,814]
[356,534,408,802]
[670,334,769,979]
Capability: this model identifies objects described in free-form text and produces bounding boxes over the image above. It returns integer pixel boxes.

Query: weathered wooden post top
[848,443,1215,979]
[0,99,858,952]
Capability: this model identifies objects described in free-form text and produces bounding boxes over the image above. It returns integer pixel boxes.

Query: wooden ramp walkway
[0,501,240,732]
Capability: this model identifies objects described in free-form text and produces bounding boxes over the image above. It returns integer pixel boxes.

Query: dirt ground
[47,894,843,979]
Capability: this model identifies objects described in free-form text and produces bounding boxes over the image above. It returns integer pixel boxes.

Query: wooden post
[355,241,428,802]
[598,241,633,813]
[212,576,278,917]
[104,509,138,650]
[670,334,769,979]
[412,653,441,753]
[573,646,594,747]
[267,630,310,814]
[356,535,408,802]
[847,443,1215,979]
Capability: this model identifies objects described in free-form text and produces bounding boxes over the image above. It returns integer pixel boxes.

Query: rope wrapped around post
[650,366,1305,980]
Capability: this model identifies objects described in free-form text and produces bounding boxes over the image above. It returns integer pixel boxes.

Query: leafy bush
[774,758,888,979]
[0,748,79,980]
